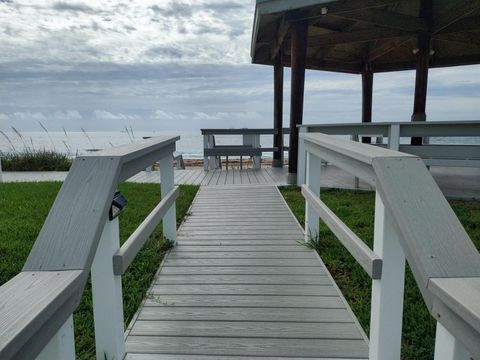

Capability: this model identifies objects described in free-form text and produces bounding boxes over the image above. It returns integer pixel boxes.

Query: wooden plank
[126,354,362,360]
[159,266,327,275]
[24,157,121,271]
[164,259,320,267]
[154,274,329,285]
[175,245,309,252]
[143,295,346,308]
[0,271,83,360]
[130,320,363,339]
[200,170,215,186]
[137,306,353,322]
[125,336,368,358]
[151,284,337,296]
[176,240,301,246]
[167,252,315,259]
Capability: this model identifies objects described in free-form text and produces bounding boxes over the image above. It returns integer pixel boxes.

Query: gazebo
[251,0,480,183]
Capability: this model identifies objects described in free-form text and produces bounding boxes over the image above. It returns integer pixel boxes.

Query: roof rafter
[433,0,480,33]
[331,8,429,32]
[308,28,408,47]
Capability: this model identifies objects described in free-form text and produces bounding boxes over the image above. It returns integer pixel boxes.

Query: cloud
[94,110,139,121]
[51,2,97,14]
[53,110,83,121]
[13,111,47,121]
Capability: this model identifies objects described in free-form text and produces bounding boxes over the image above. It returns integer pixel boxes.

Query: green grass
[1,151,72,171]
[0,182,198,359]
[279,186,480,360]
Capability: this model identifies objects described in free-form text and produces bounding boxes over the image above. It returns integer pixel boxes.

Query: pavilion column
[361,63,374,144]
[288,20,308,184]
[272,50,284,168]
[411,33,430,145]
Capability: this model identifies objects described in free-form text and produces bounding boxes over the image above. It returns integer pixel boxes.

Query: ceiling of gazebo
[251,0,480,73]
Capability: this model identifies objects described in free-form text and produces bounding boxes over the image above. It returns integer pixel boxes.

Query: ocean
[0,131,478,159]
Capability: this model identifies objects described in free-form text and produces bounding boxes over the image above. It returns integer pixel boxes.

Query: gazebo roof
[251,0,480,74]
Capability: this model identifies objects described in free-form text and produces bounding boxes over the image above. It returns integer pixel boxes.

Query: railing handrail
[0,135,179,360]
[299,120,480,137]
[113,186,180,275]
[201,128,291,135]
[301,132,480,356]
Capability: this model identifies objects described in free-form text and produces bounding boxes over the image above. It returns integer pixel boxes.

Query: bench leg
[226,156,229,170]
[240,156,243,170]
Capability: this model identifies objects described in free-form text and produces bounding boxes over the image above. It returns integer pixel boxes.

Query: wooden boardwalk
[124,185,369,359]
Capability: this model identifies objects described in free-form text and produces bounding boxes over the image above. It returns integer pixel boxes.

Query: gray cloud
[52,2,97,14]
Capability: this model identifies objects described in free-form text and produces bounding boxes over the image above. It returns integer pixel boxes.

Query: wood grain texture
[0,271,83,360]
[125,185,368,359]
[24,157,121,271]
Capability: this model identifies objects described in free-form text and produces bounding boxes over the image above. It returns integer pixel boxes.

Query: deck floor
[124,185,369,359]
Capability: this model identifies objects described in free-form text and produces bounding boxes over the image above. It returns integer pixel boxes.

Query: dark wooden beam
[288,20,308,180]
[332,9,429,32]
[308,28,408,48]
[433,32,480,47]
[372,53,480,72]
[437,15,480,34]
[271,16,290,60]
[368,36,413,61]
[291,0,409,22]
[361,63,374,144]
[273,51,284,168]
[433,0,480,33]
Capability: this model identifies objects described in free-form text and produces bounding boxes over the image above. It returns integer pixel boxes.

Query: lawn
[279,186,480,360]
[0,181,199,360]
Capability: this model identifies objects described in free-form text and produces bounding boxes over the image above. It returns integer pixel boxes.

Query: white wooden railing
[301,132,480,360]
[0,136,179,360]
[298,120,480,185]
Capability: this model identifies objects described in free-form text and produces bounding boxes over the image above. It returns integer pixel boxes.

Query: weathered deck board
[125,185,368,359]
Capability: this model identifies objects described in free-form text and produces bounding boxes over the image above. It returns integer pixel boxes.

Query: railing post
[434,322,472,360]
[297,127,307,186]
[369,191,406,360]
[351,134,360,189]
[159,155,177,242]
[203,134,209,171]
[36,315,75,360]
[91,217,125,360]
[305,151,321,242]
[388,124,400,151]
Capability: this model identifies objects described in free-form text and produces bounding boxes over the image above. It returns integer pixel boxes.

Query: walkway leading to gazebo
[124,185,369,359]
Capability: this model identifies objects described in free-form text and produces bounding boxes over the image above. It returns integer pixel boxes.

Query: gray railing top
[0,136,179,360]
[201,128,291,135]
[299,120,480,137]
[301,132,480,355]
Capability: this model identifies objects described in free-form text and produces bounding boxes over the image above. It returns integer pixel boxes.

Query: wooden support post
[36,316,75,360]
[297,127,307,185]
[305,151,321,242]
[91,217,125,360]
[411,0,432,145]
[361,63,373,144]
[159,155,177,242]
[273,51,284,168]
[434,322,472,360]
[369,191,406,360]
[288,19,308,184]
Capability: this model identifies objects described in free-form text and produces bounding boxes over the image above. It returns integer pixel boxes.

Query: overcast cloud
[0,0,479,133]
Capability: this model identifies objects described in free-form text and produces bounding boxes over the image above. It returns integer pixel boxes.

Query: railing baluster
[159,155,177,242]
[369,191,406,360]
[91,217,125,360]
[434,322,472,360]
[36,315,75,360]
[305,152,321,242]
[297,127,307,186]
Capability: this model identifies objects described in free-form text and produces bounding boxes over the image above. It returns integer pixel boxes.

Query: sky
[0,0,479,133]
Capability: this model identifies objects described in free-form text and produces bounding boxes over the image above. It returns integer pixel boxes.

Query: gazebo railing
[0,136,179,360]
[300,132,480,360]
[298,120,480,185]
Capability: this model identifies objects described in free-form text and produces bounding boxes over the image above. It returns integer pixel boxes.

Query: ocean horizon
[1,130,478,160]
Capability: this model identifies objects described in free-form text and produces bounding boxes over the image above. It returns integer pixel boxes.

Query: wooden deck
[129,167,289,186]
[124,185,369,359]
